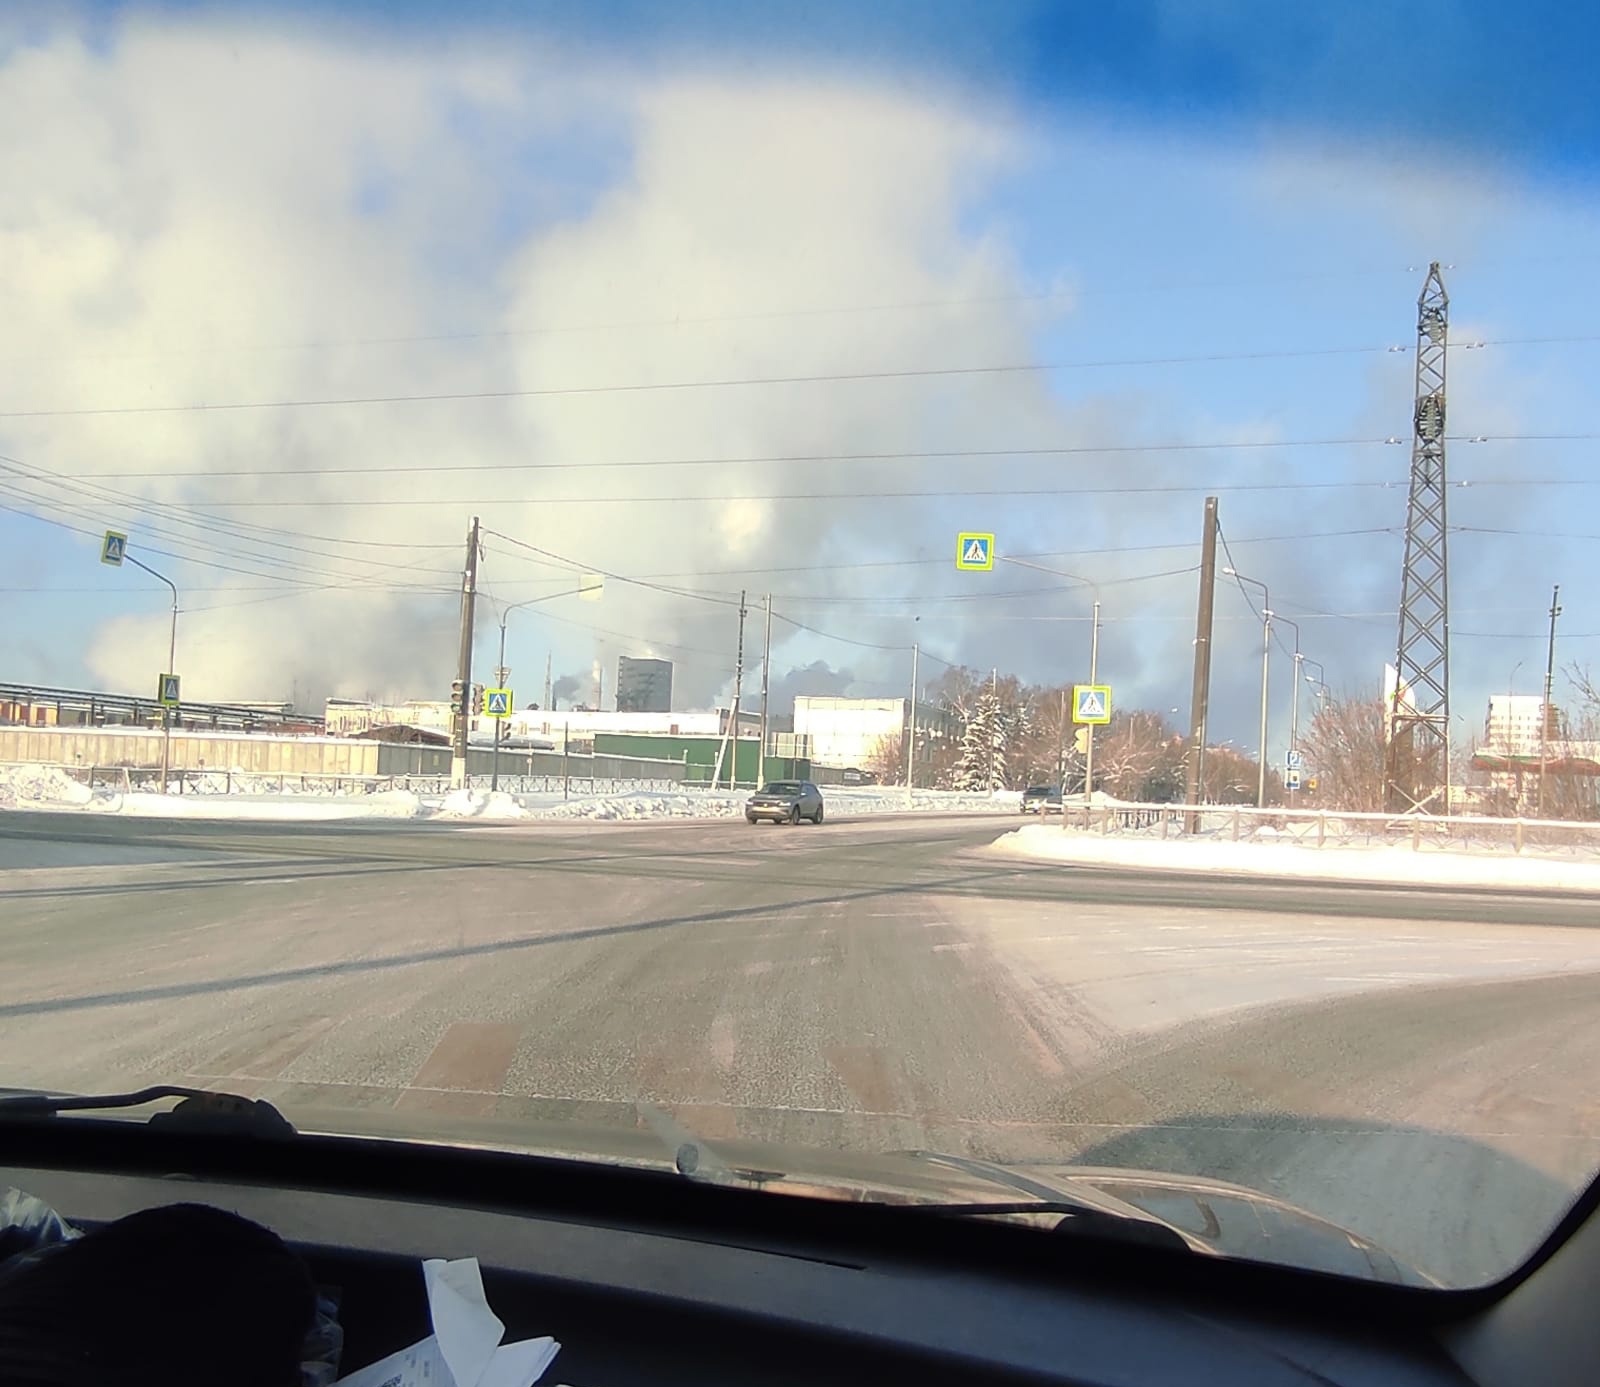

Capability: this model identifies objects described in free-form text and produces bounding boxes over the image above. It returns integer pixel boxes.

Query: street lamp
[491,577,603,791]
[1302,658,1331,706]
[1002,555,1101,815]
[1223,568,1271,807]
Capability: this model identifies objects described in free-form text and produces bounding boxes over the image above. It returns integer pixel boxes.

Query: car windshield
[2,2,1597,1295]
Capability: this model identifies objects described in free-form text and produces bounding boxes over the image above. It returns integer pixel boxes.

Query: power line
[35,432,1600,484]
[4,263,1449,366]
[11,337,1600,422]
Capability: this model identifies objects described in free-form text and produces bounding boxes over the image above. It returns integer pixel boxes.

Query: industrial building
[616,657,673,713]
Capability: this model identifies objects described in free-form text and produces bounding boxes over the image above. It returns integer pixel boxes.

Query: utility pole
[1256,605,1272,808]
[904,642,920,805]
[758,593,772,788]
[726,590,748,788]
[1083,601,1101,813]
[451,516,480,790]
[1539,583,1562,818]
[1183,497,1219,830]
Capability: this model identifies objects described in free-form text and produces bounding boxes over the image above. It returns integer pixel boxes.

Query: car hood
[260,1102,1428,1286]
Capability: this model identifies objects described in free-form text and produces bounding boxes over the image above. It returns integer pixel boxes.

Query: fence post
[1317,812,1325,849]
[1231,807,1241,842]
[1514,819,1524,854]
[1161,810,1170,840]
[1412,818,1421,852]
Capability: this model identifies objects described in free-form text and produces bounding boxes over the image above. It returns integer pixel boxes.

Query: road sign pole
[492,616,509,794]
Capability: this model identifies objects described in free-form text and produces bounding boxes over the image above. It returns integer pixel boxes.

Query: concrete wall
[1,728,694,784]
[0,726,381,775]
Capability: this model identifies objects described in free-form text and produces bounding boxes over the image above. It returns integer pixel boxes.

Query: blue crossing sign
[100,530,128,566]
[483,687,513,718]
[1072,684,1112,725]
[955,532,995,571]
[158,673,181,707]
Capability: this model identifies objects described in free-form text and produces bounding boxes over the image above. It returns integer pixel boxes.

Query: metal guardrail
[1051,801,1600,855]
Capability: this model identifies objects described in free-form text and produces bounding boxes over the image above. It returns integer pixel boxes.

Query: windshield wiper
[0,1085,295,1137]
[911,1200,1192,1251]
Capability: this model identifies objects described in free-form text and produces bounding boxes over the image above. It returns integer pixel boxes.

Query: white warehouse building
[792,696,959,771]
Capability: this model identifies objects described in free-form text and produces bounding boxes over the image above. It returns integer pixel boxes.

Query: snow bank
[85,790,426,821]
[433,789,531,820]
[991,823,1600,892]
[0,764,94,810]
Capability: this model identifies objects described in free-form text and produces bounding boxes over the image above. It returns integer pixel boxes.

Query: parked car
[746,780,825,825]
[1021,785,1063,815]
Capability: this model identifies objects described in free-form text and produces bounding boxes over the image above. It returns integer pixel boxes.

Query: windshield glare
[2,3,1598,1296]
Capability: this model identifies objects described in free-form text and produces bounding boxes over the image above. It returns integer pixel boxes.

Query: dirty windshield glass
[2,3,1598,1291]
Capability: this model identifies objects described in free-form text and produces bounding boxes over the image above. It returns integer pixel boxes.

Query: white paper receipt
[334,1257,560,1387]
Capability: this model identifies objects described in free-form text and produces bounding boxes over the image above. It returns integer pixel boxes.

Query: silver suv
[746,780,825,825]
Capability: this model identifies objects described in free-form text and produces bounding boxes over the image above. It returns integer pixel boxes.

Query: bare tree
[1299,695,1387,812]
[865,732,904,787]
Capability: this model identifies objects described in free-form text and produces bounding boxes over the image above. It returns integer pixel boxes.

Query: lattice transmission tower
[1386,262,1451,814]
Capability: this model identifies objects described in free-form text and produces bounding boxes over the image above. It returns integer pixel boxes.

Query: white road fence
[1053,801,1600,856]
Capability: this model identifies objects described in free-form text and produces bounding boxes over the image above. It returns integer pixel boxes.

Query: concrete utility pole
[725,590,748,788]
[1184,498,1219,829]
[1539,584,1562,818]
[758,593,772,788]
[905,642,920,805]
[451,516,481,790]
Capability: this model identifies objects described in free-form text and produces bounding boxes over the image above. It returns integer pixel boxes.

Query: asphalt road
[4,807,1600,1286]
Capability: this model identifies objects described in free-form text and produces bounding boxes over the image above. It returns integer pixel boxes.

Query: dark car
[746,780,825,825]
[1021,785,1062,815]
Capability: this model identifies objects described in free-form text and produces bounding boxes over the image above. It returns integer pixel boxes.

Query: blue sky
[2,3,1598,755]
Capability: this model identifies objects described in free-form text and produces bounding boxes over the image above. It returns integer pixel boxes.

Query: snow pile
[433,789,531,820]
[86,789,425,821]
[530,790,748,821]
[0,763,96,809]
[991,823,1600,892]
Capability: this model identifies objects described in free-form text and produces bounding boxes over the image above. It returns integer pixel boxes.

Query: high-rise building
[616,656,673,713]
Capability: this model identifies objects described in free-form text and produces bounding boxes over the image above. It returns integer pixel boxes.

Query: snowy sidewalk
[991,823,1600,892]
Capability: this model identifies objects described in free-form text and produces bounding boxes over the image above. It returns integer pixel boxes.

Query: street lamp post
[121,556,179,793]
[491,579,604,792]
[1224,569,1271,807]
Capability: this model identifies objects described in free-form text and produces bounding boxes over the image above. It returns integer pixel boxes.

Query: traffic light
[1074,726,1091,755]
[449,679,466,715]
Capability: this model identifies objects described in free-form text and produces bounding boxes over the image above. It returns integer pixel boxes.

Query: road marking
[708,1012,737,1070]
[399,1021,521,1115]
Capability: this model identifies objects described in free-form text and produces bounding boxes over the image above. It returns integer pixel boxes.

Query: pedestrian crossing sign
[955,532,995,571]
[1072,684,1111,725]
[158,673,181,707]
[100,530,128,566]
[483,687,513,718]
